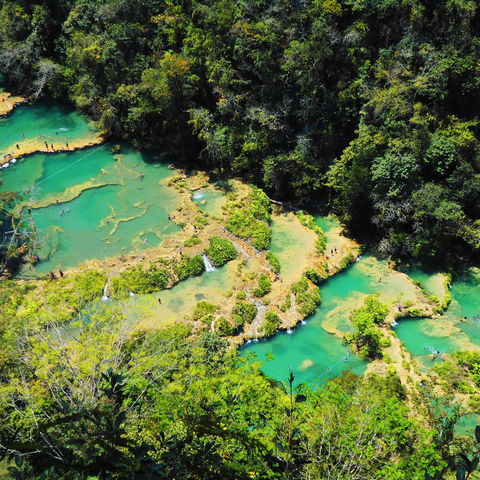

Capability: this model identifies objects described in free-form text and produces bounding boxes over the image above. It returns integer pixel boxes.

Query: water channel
[1,99,479,396]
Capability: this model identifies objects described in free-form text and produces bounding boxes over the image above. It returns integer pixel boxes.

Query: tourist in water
[158,298,162,304]
[16,144,19,149]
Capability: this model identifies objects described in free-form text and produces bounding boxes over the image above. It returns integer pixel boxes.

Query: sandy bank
[0,91,25,117]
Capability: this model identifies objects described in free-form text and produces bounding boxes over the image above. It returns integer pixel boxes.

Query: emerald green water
[1,146,113,195]
[242,236,423,385]
[0,102,182,274]
[396,268,480,365]
[192,186,226,217]
[0,99,97,155]
[2,99,479,392]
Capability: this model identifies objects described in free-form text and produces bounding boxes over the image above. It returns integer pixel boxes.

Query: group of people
[43,141,69,150]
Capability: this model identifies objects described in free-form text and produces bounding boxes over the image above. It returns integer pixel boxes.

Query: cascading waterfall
[101,278,110,302]
[202,254,216,272]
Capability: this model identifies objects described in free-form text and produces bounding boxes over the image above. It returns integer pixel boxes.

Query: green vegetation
[215,316,235,336]
[193,301,218,321]
[193,215,209,230]
[344,296,390,359]
[3,1,480,477]
[1,0,480,265]
[203,236,237,267]
[305,268,327,285]
[435,351,480,395]
[253,273,272,298]
[231,301,257,331]
[183,235,201,247]
[291,275,321,317]
[176,254,205,281]
[225,187,272,250]
[0,270,476,479]
[296,211,326,255]
[263,310,281,337]
[1,269,106,328]
[0,299,471,480]
[266,251,280,273]
[338,252,356,271]
[0,187,30,276]
[113,264,168,295]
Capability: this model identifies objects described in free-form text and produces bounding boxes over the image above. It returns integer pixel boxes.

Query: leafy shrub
[176,255,205,280]
[263,311,281,337]
[194,215,209,229]
[253,273,271,297]
[204,236,237,267]
[453,351,480,387]
[72,270,107,302]
[305,269,326,285]
[279,295,291,312]
[291,276,308,294]
[226,187,272,250]
[291,275,321,316]
[232,301,257,329]
[200,313,215,326]
[339,252,355,270]
[193,301,218,321]
[109,275,130,299]
[184,235,201,247]
[236,291,247,299]
[296,287,321,316]
[266,252,280,273]
[216,316,235,336]
[344,296,389,359]
[120,264,169,294]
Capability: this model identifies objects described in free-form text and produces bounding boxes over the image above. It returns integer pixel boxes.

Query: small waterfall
[287,328,293,334]
[101,279,110,302]
[129,291,135,297]
[202,254,216,272]
[391,319,398,327]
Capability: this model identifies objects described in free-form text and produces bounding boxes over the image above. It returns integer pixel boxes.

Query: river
[1,98,479,395]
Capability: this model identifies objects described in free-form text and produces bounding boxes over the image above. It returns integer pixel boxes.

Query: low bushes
[204,236,237,267]
[232,301,257,332]
[305,268,327,285]
[118,264,169,294]
[266,252,280,273]
[338,252,356,271]
[226,187,272,250]
[253,273,272,297]
[344,296,390,359]
[176,254,204,280]
[291,275,321,316]
[193,301,218,321]
[263,311,281,337]
[216,316,236,336]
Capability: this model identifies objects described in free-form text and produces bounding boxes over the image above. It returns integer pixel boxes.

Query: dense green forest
[0,291,473,480]
[2,2,480,478]
[0,0,479,265]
